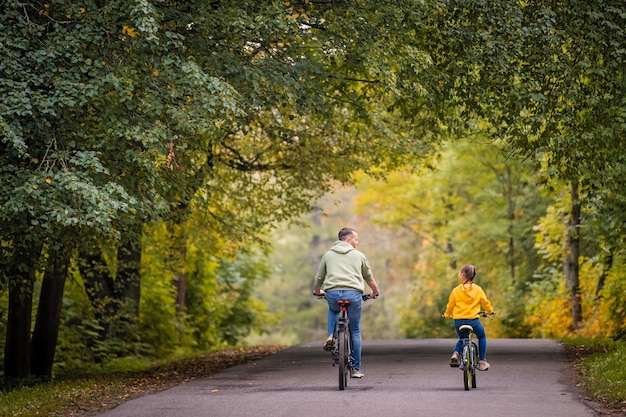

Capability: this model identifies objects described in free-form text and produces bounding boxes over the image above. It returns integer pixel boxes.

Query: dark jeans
[454,318,487,361]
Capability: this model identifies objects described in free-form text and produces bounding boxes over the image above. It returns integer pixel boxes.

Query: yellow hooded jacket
[444,282,494,319]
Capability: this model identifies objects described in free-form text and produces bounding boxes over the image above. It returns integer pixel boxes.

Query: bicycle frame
[333,301,353,360]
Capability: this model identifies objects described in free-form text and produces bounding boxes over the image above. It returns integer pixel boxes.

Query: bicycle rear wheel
[471,342,478,388]
[338,330,349,390]
[463,346,471,391]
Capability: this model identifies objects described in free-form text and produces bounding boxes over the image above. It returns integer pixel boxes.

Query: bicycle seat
[459,324,474,333]
[337,300,351,306]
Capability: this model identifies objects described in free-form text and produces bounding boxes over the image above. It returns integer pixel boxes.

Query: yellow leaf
[45,178,52,184]
[152,69,159,76]
[122,25,139,38]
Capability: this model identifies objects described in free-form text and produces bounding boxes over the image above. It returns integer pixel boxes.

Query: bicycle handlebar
[313,292,372,301]
[441,311,495,319]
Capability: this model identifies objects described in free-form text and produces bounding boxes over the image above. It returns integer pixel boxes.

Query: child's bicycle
[446,312,493,391]
[314,293,371,390]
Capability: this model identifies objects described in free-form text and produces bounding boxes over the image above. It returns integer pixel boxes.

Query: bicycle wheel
[338,330,349,390]
[463,345,471,391]
[471,342,478,388]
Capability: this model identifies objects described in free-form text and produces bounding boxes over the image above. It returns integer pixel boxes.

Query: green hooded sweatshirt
[314,240,374,293]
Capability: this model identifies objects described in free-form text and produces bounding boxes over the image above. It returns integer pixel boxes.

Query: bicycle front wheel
[338,330,349,390]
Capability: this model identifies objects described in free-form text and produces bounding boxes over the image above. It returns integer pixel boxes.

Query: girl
[443,264,495,370]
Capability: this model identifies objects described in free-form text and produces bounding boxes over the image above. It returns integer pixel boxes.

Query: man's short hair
[338,227,357,241]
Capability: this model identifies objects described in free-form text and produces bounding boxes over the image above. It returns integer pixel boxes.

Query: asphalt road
[96,338,597,417]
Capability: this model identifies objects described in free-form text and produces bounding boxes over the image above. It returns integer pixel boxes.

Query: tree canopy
[2,0,626,379]
[1,0,438,378]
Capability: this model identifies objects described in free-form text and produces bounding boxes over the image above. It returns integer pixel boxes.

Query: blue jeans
[325,290,363,370]
[454,319,487,361]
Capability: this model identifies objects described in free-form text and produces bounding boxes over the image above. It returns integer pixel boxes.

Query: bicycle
[314,293,371,390]
[445,312,493,391]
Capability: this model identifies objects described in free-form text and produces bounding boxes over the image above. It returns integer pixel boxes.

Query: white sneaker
[350,369,364,378]
[450,352,460,367]
[323,335,334,351]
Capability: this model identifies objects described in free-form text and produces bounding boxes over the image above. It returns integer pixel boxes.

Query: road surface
[96,338,597,417]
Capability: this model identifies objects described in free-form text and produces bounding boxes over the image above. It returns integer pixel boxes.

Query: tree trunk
[4,244,42,379]
[564,180,582,329]
[30,248,72,378]
[595,250,613,300]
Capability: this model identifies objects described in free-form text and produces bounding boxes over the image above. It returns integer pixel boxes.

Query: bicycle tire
[463,345,471,391]
[471,342,478,388]
[338,330,349,390]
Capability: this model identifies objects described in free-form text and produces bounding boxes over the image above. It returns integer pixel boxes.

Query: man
[313,227,380,378]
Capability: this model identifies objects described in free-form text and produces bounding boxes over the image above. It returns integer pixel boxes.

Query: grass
[0,377,128,417]
[565,337,626,415]
[579,342,626,405]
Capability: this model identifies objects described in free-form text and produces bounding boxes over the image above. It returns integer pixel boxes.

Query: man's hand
[370,292,380,299]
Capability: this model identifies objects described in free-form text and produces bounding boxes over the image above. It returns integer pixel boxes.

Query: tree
[410,0,626,331]
[1,0,439,378]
